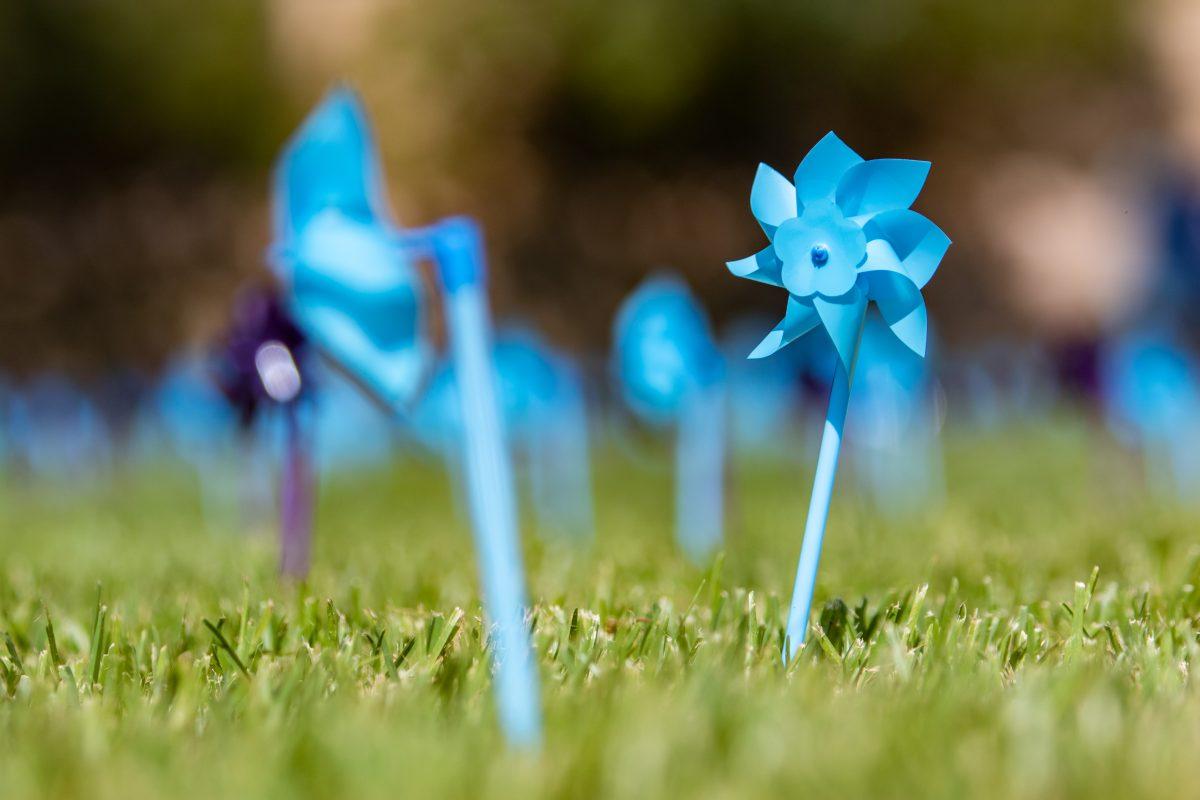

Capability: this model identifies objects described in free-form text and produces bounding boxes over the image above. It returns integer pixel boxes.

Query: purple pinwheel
[215,288,310,426]
[214,286,315,579]
[726,132,950,661]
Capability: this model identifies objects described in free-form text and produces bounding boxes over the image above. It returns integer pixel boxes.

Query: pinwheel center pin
[810,244,830,267]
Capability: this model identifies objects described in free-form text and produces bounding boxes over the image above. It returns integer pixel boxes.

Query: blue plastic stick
[432,217,542,747]
[674,380,726,562]
[783,314,864,662]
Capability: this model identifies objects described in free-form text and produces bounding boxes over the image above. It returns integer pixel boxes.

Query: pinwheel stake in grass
[214,289,313,578]
[428,219,542,746]
[613,275,727,563]
[726,133,950,661]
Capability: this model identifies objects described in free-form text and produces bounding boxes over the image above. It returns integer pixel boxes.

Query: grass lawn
[2,418,1199,799]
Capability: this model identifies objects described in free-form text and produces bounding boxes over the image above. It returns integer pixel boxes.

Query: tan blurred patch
[267,0,390,77]
[977,155,1152,338]
[1144,0,1200,167]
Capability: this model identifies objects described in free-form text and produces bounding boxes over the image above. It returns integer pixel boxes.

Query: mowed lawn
[1,418,1199,799]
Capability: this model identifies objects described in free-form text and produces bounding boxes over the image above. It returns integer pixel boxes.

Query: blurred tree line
[0,0,1151,379]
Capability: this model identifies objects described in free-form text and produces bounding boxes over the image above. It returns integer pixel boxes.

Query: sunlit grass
[1,418,1199,799]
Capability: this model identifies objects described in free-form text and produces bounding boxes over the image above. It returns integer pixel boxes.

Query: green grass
[3,418,1200,798]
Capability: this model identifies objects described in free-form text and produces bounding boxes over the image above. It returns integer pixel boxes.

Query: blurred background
[6,0,1200,465]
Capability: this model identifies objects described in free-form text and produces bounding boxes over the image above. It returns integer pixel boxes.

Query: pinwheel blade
[273,86,386,241]
[750,164,799,238]
[836,159,931,218]
[794,132,863,204]
[864,209,950,289]
[879,288,928,357]
[861,241,928,357]
[748,297,820,359]
[726,246,783,287]
[290,302,428,408]
[814,288,868,372]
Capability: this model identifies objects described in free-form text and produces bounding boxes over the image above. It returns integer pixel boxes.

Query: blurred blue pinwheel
[727,132,950,371]
[270,87,430,411]
[613,275,724,428]
[612,275,727,562]
[268,87,542,745]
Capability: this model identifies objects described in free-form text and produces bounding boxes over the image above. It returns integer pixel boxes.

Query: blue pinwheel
[726,133,950,661]
[613,275,727,562]
[269,88,541,747]
[1102,328,1200,499]
[412,327,595,542]
[271,87,430,412]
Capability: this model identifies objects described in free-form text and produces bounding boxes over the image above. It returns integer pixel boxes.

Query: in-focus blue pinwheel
[728,132,949,370]
[270,86,430,412]
[613,275,727,562]
[726,133,950,661]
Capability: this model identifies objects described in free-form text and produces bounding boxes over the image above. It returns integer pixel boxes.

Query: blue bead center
[810,244,830,267]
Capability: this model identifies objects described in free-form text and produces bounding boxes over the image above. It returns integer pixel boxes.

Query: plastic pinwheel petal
[794,132,864,204]
[273,90,431,411]
[860,240,928,357]
[863,209,950,289]
[750,164,799,238]
[836,158,931,218]
[275,86,383,239]
[726,245,783,287]
[749,297,820,359]
[813,287,868,371]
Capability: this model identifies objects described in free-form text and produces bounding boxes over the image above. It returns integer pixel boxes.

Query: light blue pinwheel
[270,89,541,747]
[9,374,112,481]
[1102,328,1200,500]
[271,86,430,412]
[726,133,950,661]
[613,275,727,562]
[413,327,595,542]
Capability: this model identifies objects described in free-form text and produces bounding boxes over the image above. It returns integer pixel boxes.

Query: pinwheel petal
[860,241,928,357]
[794,132,863,205]
[726,246,783,287]
[750,164,799,237]
[835,159,931,218]
[748,297,819,359]
[863,209,950,289]
[880,289,928,357]
[813,287,868,372]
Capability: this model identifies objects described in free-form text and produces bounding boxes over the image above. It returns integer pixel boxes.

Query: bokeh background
[2,0,1196,382]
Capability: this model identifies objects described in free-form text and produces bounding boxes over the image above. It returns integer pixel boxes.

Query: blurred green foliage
[0,0,1150,371]
[0,0,286,178]
[0,0,1139,175]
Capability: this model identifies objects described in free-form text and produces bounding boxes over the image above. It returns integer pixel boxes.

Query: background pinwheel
[271,87,431,413]
[612,275,727,562]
